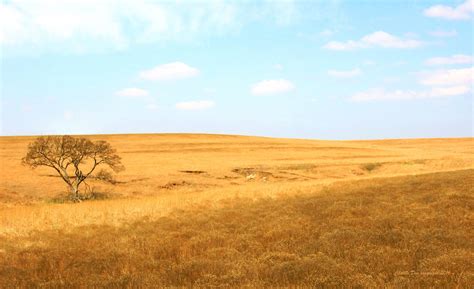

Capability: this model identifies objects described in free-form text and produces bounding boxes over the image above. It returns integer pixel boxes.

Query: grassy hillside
[1,134,473,208]
[0,134,472,288]
[1,169,472,288]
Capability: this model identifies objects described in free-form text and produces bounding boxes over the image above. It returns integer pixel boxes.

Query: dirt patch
[277,163,316,171]
[128,178,150,183]
[232,167,275,181]
[161,181,193,189]
[179,170,207,174]
[216,175,239,180]
[402,159,428,165]
[279,171,318,180]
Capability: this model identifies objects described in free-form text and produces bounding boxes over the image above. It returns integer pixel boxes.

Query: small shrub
[95,169,117,184]
[47,194,70,204]
[83,191,110,200]
[48,190,110,203]
[361,163,382,172]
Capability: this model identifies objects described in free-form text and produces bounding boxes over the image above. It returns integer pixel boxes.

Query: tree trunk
[70,183,80,201]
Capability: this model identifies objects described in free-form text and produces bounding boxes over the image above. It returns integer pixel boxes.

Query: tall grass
[1,169,472,288]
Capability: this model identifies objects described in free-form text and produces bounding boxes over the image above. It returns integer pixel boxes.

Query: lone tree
[22,135,124,201]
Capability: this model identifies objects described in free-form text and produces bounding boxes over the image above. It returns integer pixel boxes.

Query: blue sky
[1,0,473,139]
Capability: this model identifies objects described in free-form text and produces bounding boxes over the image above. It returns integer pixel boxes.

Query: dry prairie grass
[0,169,472,288]
[0,134,473,288]
[1,134,473,208]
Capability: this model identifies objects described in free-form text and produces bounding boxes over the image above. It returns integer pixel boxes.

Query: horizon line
[1,131,473,142]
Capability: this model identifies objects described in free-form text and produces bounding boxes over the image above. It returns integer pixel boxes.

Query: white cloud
[139,62,199,81]
[0,4,25,45]
[0,1,299,54]
[116,87,149,98]
[0,0,125,48]
[251,79,294,96]
[351,86,470,102]
[360,31,422,48]
[419,67,474,86]
[176,100,215,110]
[429,29,458,37]
[116,88,156,109]
[328,68,362,78]
[429,85,471,97]
[323,31,423,51]
[351,66,473,102]
[424,0,473,20]
[425,54,473,66]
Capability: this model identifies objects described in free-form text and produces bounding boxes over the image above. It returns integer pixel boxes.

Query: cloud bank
[424,0,473,20]
[0,0,299,54]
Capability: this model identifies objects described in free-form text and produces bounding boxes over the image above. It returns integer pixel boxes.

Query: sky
[0,0,473,139]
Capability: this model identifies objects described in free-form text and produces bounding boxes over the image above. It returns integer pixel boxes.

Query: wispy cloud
[176,100,215,110]
[323,31,423,51]
[116,87,149,98]
[251,79,294,96]
[139,62,199,81]
[424,0,473,20]
[328,68,362,78]
[351,86,470,102]
[116,87,156,110]
[419,67,474,86]
[0,1,125,48]
[351,67,473,102]
[429,29,458,37]
[0,1,300,54]
[425,55,473,66]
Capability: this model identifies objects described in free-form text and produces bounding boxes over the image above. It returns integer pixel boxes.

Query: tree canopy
[22,135,124,201]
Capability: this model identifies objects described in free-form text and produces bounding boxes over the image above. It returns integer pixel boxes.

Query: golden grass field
[0,134,473,288]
